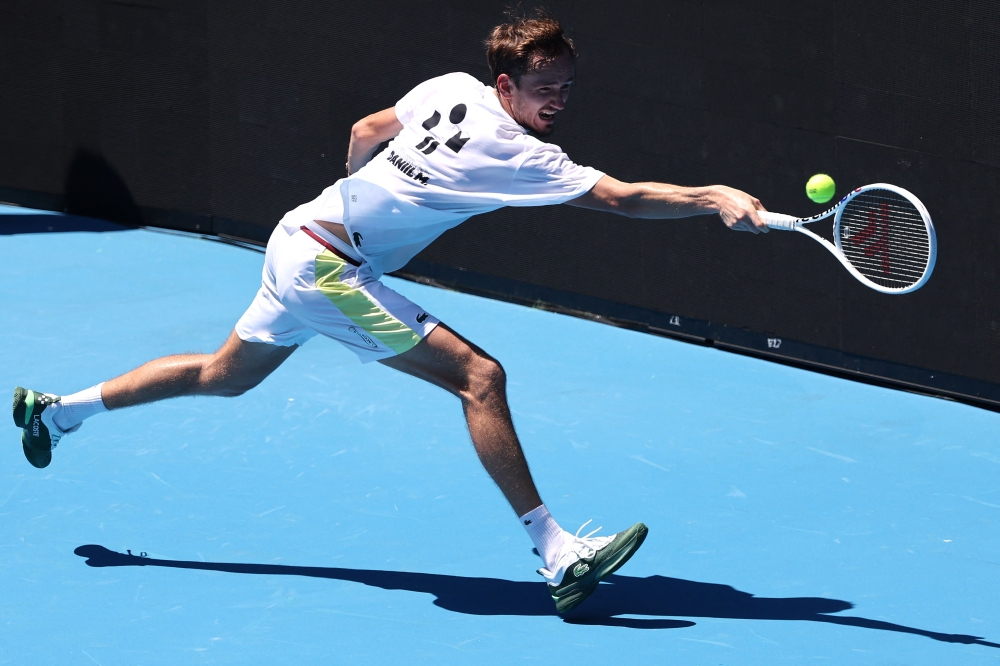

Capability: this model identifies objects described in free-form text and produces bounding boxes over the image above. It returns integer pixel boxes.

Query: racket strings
[838,191,931,288]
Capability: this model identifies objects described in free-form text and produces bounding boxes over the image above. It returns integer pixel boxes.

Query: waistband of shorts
[300,221,362,266]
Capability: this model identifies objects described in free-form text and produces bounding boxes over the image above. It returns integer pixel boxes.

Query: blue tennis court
[3,205,999,664]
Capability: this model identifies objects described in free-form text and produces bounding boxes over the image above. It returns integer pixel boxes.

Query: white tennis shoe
[538,520,648,613]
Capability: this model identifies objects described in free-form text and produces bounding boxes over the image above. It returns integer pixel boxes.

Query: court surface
[2,205,999,664]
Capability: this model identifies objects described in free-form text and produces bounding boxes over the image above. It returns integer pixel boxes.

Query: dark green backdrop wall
[3,1,1000,406]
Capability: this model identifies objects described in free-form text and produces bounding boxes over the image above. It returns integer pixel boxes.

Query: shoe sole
[13,387,52,469]
[553,524,648,613]
[22,433,52,468]
[12,386,27,427]
[595,524,647,579]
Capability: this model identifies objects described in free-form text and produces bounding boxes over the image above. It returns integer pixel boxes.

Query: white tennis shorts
[235,222,439,363]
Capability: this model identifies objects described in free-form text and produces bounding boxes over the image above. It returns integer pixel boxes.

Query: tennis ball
[806,173,836,204]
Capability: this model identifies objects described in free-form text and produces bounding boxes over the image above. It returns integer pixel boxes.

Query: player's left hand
[711,185,768,234]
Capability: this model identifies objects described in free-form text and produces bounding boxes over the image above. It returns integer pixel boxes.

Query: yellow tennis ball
[806,173,836,204]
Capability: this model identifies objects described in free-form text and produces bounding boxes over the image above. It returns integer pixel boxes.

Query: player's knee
[464,354,506,404]
[198,355,260,397]
[207,370,262,397]
[214,381,254,398]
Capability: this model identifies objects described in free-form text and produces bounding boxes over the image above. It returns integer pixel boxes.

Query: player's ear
[496,74,515,99]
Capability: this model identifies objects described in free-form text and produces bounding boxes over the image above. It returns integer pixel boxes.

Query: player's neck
[493,87,516,122]
[494,87,540,137]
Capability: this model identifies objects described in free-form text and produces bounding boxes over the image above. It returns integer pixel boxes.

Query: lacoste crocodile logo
[416,313,428,323]
[573,563,590,577]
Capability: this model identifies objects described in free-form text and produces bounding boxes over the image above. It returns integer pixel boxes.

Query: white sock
[519,504,567,572]
[53,383,107,432]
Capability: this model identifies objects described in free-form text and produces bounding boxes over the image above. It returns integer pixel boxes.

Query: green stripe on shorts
[313,250,423,355]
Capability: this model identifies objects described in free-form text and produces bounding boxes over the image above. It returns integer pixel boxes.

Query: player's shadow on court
[74,544,998,647]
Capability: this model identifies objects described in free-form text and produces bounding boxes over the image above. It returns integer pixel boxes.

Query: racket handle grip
[759,211,797,230]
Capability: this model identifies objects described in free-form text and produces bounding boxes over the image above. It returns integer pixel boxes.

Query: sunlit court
[3,1,1000,663]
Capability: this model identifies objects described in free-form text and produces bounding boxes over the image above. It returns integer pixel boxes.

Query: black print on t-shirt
[414,136,439,154]
[422,111,441,130]
[387,150,430,185]
[415,104,470,155]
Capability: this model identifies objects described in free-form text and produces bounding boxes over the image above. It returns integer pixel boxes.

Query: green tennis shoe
[540,521,648,613]
[12,387,75,469]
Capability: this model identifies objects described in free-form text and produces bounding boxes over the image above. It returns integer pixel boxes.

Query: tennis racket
[760,183,936,294]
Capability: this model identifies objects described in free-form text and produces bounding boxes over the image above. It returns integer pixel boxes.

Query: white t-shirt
[281,72,604,277]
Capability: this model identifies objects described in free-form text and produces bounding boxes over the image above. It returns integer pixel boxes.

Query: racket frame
[760,183,936,294]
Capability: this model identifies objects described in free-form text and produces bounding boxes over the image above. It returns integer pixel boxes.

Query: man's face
[497,51,575,136]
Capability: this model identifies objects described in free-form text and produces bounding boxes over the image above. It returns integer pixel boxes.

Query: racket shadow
[73,544,997,646]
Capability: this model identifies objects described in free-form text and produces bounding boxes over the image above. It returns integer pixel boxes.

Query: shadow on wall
[74,544,999,646]
[0,149,138,235]
[64,148,142,225]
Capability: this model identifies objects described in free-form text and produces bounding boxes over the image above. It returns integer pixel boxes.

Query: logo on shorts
[352,231,364,248]
[416,312,429,323]
[348,326,378,348]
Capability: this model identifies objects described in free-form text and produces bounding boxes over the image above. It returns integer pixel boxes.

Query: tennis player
[12,12,766,613]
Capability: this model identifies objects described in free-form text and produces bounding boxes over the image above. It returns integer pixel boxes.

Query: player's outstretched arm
[567,175,769,234]
[346,107,403,175]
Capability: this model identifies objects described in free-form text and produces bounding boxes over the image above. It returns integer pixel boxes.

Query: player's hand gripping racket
[760,183,936,294]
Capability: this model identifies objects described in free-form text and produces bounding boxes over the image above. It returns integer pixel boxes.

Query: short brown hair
[485,10,576,85]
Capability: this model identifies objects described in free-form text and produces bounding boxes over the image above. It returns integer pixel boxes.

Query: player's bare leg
[380,323,542,516]
[102,331,297,408]
[14,331,295,469]
[381,322,647,612]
